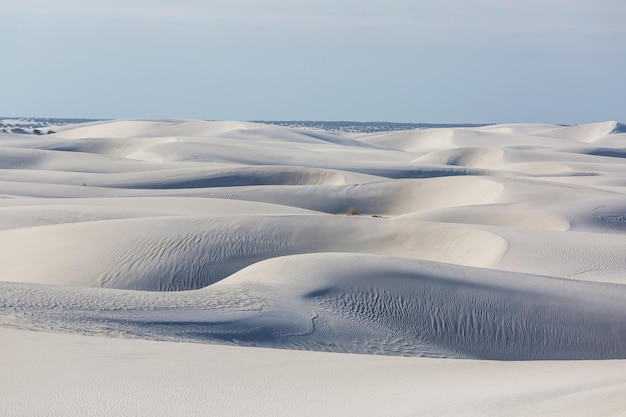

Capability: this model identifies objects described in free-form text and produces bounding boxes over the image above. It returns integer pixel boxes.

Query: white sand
[1,119,625,415]
[3,326,626,417]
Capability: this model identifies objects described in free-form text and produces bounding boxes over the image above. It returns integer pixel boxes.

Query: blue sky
[2,0,625,123]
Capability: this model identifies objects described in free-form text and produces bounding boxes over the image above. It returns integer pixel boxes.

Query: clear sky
[2,0,625,124]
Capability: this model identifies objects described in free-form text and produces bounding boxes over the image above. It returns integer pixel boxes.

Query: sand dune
[533,121,619,142]
[0,216,507,290]
[2,118,626,415]
[2,253,624,360]
[412,146,505,168]
[362,127,456,151]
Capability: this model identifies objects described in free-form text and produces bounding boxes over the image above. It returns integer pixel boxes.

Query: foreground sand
[3,327,626,417]
[1,119,625,414]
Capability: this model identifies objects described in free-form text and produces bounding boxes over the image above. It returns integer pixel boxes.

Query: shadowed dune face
[221,254,626,360]
[1,118,626,360]
[2,254,625,360]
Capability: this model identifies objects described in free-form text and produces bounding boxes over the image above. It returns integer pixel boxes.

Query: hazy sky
[2,0,625,123]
